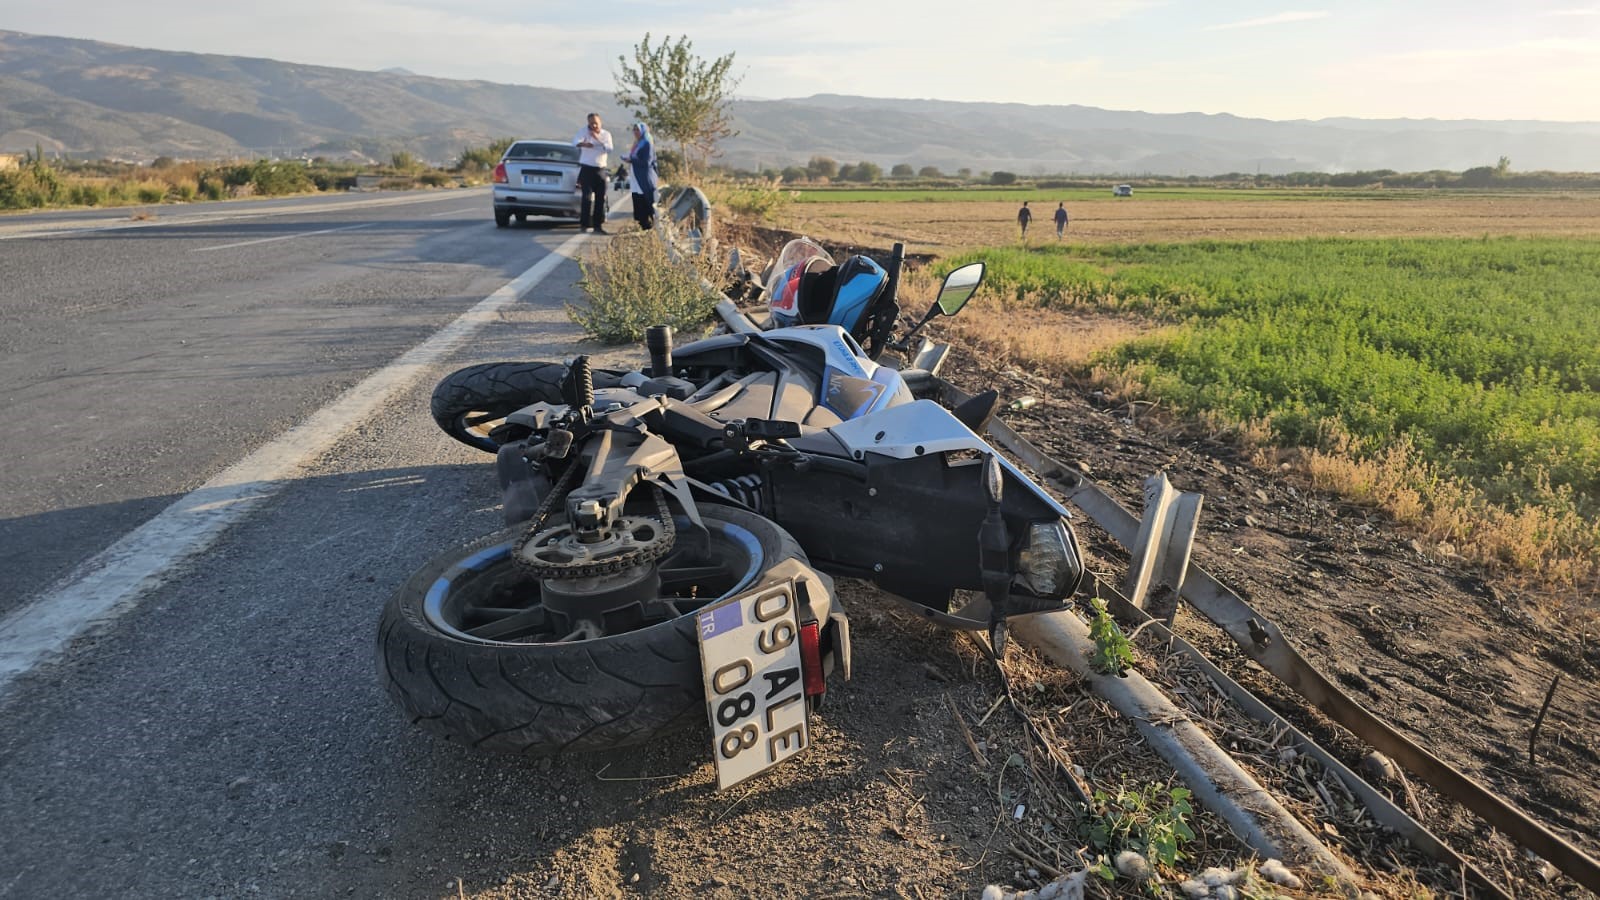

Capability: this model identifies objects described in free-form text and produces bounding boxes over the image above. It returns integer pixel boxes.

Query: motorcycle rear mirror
[893,262,988,354]
[931,263,984,319]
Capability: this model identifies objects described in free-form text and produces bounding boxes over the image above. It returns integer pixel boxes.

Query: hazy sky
[4,0,1598,121]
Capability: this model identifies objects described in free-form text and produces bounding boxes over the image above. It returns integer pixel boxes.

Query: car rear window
[503,142,579,162]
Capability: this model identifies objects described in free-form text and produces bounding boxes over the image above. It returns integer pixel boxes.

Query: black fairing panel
[672,333,751,375]
[674,332,749,358]
[764,452,1061,609]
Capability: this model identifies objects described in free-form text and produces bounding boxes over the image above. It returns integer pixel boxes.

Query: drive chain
[513,465,677,580]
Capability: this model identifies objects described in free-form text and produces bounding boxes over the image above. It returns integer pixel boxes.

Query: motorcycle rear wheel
[377,504,812,754]
[429,361,621,452]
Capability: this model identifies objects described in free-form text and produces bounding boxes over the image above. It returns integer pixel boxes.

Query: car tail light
[492,163,507,184]
[799,622,826,696]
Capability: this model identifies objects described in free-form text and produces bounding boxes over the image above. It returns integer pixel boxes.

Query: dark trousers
[578,165,607,229]
[631,189,656,230]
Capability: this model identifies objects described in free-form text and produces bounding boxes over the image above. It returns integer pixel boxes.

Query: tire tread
[377,506,802,755]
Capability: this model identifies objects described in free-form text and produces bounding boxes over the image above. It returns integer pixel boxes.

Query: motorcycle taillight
[799,622,826,696]
[492,163,507,184]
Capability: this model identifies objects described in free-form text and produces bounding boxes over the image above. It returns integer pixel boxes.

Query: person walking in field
[1054,202,1068,238]
[1017,201,1032,239]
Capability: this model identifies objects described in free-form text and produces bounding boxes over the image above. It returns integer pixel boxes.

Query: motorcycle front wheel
[377,504,813,754]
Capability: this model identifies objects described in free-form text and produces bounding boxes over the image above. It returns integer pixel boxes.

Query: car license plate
[696,579,809,789]
[523,173,558,186]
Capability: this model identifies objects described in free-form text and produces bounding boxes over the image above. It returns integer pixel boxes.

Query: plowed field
[785,192,1600,255]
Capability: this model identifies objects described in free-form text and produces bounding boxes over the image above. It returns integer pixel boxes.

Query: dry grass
[949,302,1173,377]
[1277,424,1600,598]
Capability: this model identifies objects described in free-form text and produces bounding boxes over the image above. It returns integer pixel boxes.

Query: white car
[492,140,582,227]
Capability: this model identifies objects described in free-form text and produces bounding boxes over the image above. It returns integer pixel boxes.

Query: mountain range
[4,29,1600,176]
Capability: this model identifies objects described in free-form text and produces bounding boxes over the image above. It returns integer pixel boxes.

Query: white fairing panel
[830,400,977,459]
[768,325,872,377]
[767,324,914,413]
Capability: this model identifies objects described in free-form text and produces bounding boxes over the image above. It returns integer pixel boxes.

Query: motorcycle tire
[430,361,621,453]
[377,504,810,755]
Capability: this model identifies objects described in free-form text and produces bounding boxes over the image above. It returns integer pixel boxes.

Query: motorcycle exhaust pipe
[646,325,674,378]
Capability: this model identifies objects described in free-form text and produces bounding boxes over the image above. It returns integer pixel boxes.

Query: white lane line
[190,222,374,252]
[0,189,484,241]
[0,231,590,700]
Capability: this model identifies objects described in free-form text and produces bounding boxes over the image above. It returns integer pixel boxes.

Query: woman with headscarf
[624,122,658,230]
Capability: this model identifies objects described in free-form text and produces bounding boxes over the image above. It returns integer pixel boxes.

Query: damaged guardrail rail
[685,186,1595,891]
[934,378,1600,895]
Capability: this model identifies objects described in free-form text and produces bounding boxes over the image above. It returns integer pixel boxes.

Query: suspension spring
[569,355,594,408]
[706,474,764,512]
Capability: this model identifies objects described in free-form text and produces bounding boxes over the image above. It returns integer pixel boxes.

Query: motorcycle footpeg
[722,418,801,453]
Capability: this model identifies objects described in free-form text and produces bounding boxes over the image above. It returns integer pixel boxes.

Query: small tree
[848,161,881,182]
[780,165,807,183]
[807,156,838,179]
[990,170,1017,185]
[918,165,942,178]
[614,33,742,173]
[457,138,514,172]
[957,167,973,179]
[890,163,914,178]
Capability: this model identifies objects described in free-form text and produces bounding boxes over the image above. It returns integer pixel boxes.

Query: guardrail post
[1122,472,1203,625]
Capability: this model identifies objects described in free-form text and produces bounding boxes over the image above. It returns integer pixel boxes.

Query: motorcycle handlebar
[715,299,761,335]
[884,242,905,306]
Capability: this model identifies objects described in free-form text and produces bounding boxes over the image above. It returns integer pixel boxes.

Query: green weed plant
[1088,597,1134,675]
[1086,783,1197,888]
[571,233,722,344]
[703,178,796,221]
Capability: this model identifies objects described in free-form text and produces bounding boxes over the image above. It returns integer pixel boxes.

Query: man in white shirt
[573,113,614,233]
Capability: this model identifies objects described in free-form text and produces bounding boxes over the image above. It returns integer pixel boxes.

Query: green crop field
[951,237,1600,527]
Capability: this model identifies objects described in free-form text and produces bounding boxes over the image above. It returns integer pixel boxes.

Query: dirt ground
[785,193,1600,255]
[449,334,1597,900]
[443,197,1599,900]
[962,351,1600,899]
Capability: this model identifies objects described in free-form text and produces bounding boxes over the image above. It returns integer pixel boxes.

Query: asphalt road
[0,188,586,617]
[0,189,644,897]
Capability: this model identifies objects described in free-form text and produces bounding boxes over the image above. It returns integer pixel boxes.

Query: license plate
[523,173,558,185]
[696,579,810,789]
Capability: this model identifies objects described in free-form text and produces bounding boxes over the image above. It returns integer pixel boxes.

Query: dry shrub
[571,233,723,344]
[1302,430,1427,524]
[950,301,1166,376]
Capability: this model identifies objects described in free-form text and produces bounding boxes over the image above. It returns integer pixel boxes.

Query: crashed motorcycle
[379,241,1087,786]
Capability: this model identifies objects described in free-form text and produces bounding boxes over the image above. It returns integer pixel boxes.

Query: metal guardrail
[949,381,1600,894]
[681,203,1590,893]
